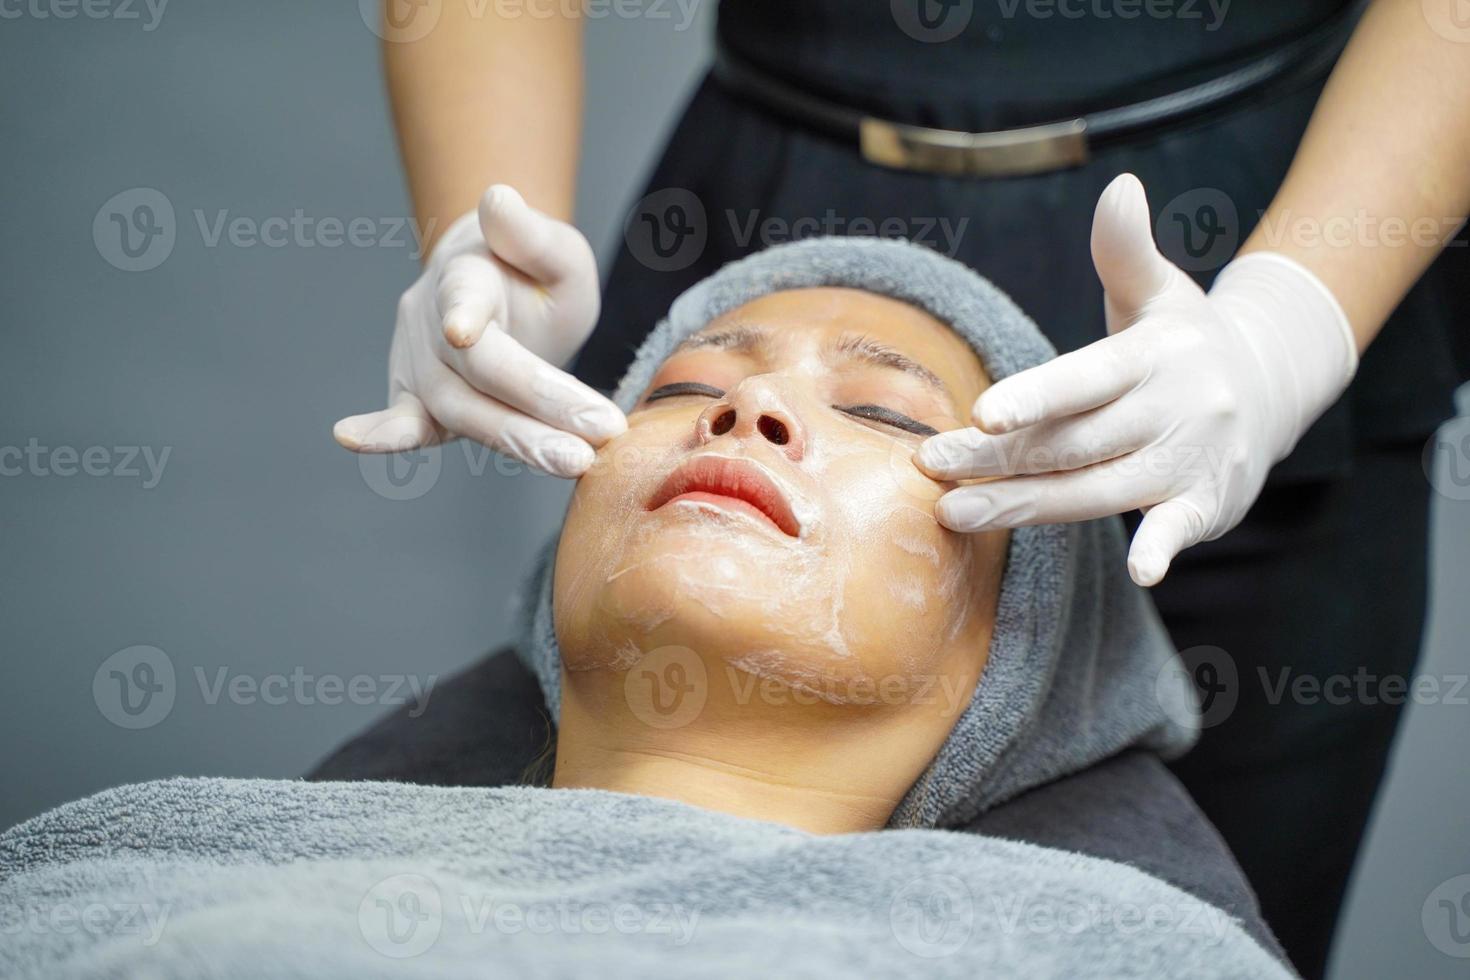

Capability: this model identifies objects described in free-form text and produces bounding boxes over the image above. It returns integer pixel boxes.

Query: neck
[553,742,895,834]
[550,657,979,834]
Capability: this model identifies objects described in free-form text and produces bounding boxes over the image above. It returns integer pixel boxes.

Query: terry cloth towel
[516,236,1200,828]
[0,778,1293,979]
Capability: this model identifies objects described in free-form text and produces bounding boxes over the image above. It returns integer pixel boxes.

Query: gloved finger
[916,401,1160,479]
[333,393,440,453]
[453,328,626,444]
[420,370,598,478]
[437,251,506,349]
[479,185,597,287]
[1127,497,1208,587]
[972,334,1148,434]
[933,454,1169,532]
[479,186,600,346]
[1090,172,1183,333]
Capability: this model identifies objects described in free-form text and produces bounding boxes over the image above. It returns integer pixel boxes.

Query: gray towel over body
[0,779,1290,979]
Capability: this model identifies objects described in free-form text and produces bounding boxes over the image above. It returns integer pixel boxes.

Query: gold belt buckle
[859,116,1090,178]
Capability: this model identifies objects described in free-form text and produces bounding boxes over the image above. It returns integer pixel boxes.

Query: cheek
[812,421,946,534]
[819,446,979,666]
[553,422,687,653]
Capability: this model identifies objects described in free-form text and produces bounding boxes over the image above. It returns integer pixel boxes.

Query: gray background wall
[0,2,1466,977]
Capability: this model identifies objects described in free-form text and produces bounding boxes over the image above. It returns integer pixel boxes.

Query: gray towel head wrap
[517,236,1198,829]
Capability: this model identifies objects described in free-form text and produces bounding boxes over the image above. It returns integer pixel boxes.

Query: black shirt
[718,0,1353,128]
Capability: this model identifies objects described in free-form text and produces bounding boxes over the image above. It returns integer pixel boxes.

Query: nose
[695,379,807,462]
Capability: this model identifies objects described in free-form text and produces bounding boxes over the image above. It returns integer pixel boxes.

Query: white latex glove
[917,173,1358,587]
[333,185,624,477]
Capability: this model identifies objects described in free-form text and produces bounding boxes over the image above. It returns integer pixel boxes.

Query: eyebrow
[675,323,948,395]
[675,323,766,353]
[833,334,947,394]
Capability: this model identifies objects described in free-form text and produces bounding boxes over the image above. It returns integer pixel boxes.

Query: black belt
[711,4,1363,178]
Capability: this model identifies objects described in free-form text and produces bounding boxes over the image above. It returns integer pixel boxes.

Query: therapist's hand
[916,173,1358,587]
[333,185,624,477]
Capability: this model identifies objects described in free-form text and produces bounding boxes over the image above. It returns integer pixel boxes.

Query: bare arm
[1239,0,1470,350]
[381,1,584,250]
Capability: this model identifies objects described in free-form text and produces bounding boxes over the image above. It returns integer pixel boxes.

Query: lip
[646,455,802,537]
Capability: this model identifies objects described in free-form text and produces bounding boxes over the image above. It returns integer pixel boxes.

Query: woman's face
[554,287,1007,708]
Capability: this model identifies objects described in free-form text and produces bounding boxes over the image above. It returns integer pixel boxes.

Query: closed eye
[644,384,936,436]
[644,382,726,402]
[837,404,938,437]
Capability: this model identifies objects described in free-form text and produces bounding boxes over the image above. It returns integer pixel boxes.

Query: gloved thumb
[1090,173,1179,334]
[478,184,600,359]
[333,393,439,453]
[479,184,592,288]
[1126,497,1207,587]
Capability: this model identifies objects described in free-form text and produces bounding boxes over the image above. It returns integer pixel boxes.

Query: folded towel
[0,778,1292,979]
[515,236,1199,828]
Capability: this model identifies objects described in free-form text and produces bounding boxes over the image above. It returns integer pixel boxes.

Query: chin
[559,535,937,709]
[560,522,801,659]
[553,485,992,711]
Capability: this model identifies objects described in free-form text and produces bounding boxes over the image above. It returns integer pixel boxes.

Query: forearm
[1239,0,1470,351]
[381,1,583,252]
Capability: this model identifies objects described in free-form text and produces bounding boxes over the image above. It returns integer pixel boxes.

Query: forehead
[686,287,990,406]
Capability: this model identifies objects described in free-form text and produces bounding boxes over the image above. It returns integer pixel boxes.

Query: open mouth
[646,455,802,537]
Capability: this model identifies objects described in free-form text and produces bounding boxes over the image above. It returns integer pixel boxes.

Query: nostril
[710,409,737,436]
[757,414,789,446]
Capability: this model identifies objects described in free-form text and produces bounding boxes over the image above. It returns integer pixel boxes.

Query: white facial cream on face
[558,339,987,693]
